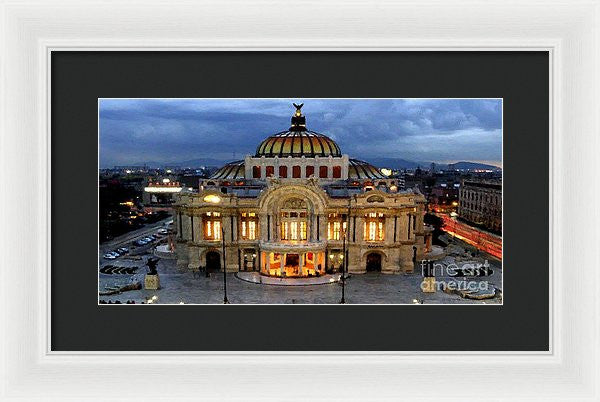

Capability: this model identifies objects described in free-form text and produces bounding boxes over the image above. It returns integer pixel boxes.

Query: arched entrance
[206,251,221,272]
[366,252,382,272]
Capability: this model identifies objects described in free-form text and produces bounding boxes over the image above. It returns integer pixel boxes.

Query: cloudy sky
[99,98,502,168]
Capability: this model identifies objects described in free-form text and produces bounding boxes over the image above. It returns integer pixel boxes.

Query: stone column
[355,215,365,244]
[280,253,285,276]
[197,214,204,241]
[399,213,409,241]
[187,245,199,271]
[232,214,238,242]
[259,213,268,241]
[318,214,327,242]
[264,252,269,273]
[384,216,395,245]
[180,213,189,240]
[300,253,305,276]
[221,213,231,243]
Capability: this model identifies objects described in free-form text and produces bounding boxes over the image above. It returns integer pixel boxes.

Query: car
[143,237,153,242]
[157,229,168,235]
[110,251,120,257]
[103,253,117,259]
[117,247,129,253]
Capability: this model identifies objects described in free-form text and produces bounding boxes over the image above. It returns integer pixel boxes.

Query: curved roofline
[255,130,342,158]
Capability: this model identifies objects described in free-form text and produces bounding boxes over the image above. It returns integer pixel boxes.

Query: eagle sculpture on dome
[293,103,304,116]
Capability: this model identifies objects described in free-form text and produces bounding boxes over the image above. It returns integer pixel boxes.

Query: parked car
[117,247,129,254]
[103,253,117,260]
[157,229,168,235]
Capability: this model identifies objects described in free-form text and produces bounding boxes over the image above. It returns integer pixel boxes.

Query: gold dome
[255,104,342,158]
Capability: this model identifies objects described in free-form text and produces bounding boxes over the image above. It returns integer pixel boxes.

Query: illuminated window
[328,213,348,240]
[280,210,307,241]
[281,222,288,239]
[290,222,298,240]
[204,212,221,240]
[364,212,385,241]
[249,221,256,239]
[369,222,377,241]
[240,212,258,240]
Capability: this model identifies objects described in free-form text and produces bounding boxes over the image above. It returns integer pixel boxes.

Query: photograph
[98,98,503,305]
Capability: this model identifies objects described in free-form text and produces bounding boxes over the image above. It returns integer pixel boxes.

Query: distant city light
[203,194,221,204]
[162,178,170,183]
[166,169,172,173]
[380,168,392,177]
[144,186,182,193]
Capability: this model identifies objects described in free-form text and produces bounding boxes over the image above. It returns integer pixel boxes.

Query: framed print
[1,1,599,401]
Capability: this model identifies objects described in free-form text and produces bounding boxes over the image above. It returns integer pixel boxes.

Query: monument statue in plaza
[144,257,160,290]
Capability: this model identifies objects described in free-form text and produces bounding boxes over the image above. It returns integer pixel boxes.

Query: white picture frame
[0,0,598,400]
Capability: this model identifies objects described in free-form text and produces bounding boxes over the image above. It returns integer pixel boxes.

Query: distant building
[429,182,460,213]
[458,180,502,232]
[142,177,183,212]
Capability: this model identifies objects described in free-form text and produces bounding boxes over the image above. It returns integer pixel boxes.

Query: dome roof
[348,159,386,179]
[256,131,341,158]
[210,160,245,179]
[255,103,342,158]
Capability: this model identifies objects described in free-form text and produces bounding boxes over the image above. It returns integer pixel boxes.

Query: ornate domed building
[173,104,431,277]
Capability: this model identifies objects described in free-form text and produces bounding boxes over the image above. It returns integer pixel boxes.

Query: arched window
[306,165,315,177]
[280,198,308,241]
[252,166,261,178]
[292,165,301,178]
[266,166,274,177]
[279,165,288,178]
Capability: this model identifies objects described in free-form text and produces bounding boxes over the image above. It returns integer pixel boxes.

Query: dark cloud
[99,99,502,167]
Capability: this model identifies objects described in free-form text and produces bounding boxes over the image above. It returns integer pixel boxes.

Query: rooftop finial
[290,103,306,131]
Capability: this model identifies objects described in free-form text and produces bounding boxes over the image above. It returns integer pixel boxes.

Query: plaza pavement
[98,252,502,305]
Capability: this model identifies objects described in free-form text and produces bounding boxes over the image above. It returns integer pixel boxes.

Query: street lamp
[222,226,229,304]
[340,198,351,304]
[340,226,346,304]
